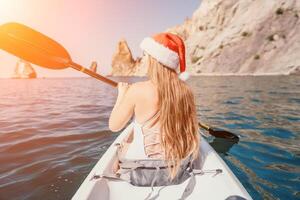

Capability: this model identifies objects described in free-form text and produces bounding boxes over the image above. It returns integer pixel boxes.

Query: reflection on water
[0,76,299,200]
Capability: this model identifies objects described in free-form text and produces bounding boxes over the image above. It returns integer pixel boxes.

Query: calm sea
[0,76,299,200]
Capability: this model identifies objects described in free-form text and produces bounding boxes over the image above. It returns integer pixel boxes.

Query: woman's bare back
[132,80,164,158]
[133,80,159,124]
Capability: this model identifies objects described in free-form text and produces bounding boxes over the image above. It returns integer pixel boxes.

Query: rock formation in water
[111,0,300,76]
[110,39,147,76]
[12,59,37,79]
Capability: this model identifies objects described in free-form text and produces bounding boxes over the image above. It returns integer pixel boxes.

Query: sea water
[0,76,299,200]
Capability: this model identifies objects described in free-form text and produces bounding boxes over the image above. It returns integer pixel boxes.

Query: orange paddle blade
[0,22,70,69]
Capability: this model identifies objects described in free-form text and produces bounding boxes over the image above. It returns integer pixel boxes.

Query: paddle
[0,22,117,87]
[199,122,239,140]
[0,22,239,140]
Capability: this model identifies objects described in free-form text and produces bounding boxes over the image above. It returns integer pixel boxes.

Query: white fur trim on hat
[178,71,190,81]
[140,37,179,69]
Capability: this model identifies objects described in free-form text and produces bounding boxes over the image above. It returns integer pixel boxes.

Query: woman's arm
[109,82,136,132]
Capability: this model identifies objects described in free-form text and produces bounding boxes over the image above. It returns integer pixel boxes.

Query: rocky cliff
[111,0,300,76]
[12,59,37,79]
[110,39,147,76]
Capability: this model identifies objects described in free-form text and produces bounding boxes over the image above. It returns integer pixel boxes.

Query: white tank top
[125,111,162,159]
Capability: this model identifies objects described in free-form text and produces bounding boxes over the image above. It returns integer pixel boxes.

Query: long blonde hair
[146,53,200,179]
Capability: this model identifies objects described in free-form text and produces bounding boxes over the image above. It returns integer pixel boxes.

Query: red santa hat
[140,32,190,81]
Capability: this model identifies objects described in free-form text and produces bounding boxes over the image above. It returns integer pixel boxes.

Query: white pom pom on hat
[140,32,190,81]
[178,71,190,81]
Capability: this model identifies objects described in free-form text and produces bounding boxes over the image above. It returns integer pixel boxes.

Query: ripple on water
[288,98,300,104]
[228,142,299,200]
[261,127,295,139]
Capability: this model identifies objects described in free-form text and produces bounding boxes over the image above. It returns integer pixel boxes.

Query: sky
[0,0,200,78]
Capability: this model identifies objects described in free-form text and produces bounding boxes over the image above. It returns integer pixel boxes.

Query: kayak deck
[72,123,252,200]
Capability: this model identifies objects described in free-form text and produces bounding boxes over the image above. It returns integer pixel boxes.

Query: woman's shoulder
[130,80,152,91]
[128,80,156,99]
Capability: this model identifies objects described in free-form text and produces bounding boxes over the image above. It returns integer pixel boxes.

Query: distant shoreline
[0,73,299,79]
[107,73,300,77]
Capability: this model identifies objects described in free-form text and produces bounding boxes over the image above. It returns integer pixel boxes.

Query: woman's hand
[117,82,130,99]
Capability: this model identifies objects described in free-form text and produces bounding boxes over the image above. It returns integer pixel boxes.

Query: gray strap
[179,168,223,199]
[91,173,124,181]
[225,195,247,200]
[150,167,160,189]
[118,161,144,169]
[144,166,160,200]
[147,186,167,200]
[116,168,133,175]
[179,172,196,200]
[193,169,223,176]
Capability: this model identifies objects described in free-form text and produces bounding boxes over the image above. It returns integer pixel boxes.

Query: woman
[109,32,199,179]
